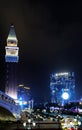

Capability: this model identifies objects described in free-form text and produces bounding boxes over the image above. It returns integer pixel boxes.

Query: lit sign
[62,92,69,100]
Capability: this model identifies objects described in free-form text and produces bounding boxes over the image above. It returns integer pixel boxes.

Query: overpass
[0,90,21,119]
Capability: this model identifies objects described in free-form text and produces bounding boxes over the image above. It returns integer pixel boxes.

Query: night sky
[0,1,82,103]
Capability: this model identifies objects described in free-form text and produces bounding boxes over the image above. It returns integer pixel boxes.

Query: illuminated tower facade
[50,72,75,104]
[5,25,19,99]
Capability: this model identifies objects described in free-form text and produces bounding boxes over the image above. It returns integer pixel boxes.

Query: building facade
[50,72,75,104]
[5,25,19,99]
[18,84,31,109]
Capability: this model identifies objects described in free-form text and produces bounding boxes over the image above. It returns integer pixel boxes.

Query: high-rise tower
[5,25,19,99]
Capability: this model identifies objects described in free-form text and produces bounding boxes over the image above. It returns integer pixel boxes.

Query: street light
[23,122,27,129]
[32,122,36,127]
[23,118,36,129]
[73,116,81,129]
[27,118,31,130]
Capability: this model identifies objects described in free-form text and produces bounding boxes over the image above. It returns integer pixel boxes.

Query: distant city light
[18,84,24,87]
[55,72,69,77]
[18,97,23,106]
[23,101,27,105]
[24,87,30,90]
[23,122,26,127]
[19,97,22,100]
[52,90,55,93]
[62,92,69,100]
[19,101,23,105]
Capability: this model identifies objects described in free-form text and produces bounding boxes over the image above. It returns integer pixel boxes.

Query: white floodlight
[62,92,69,100]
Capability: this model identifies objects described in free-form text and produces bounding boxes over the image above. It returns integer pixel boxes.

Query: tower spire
[7,25,18,45]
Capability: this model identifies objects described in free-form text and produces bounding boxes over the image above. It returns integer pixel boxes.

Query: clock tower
[5,25,19,99]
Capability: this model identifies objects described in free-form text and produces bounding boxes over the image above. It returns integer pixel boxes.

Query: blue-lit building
[50,72,75,104]
[18,84,31,109]
[5,25,19,99]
